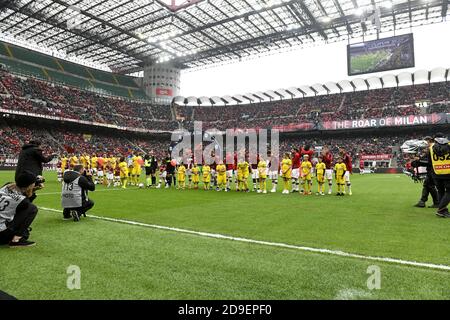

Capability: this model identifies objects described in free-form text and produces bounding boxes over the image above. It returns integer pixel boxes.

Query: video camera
[400,139,428,183]
[35,175,46,187]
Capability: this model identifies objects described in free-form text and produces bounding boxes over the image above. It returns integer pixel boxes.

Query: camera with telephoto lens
[35,176,46,187]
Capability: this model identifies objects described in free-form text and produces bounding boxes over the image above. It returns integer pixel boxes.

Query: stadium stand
[177,81,449,131]
[1,66,448,133]
[0,41,146,100]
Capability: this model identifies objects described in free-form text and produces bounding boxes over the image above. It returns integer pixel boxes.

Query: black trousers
[63,199,95,218]
[420,175,439,204]
[435,178,450,212]
[0,204,38,245]
[166,173,176,186]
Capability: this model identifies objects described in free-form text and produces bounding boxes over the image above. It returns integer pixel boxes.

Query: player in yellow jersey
[84,154,91,170]
[91,154,98,182]
[216,161,227,192]
[191,163,200,189]
[202,164,211,190]
[110,155,117,170]
[281,153,292,194]
[131,153,143,186]
[334,157,347,196]
[315,156,326,196]
[301,155,312,195]
[79,154,86,169]
[69,154,78,169]
[237,159,250,192]
[177,162,186,190]
[257,157,268,194]
[61,154,68,174]
[118,157,129,189]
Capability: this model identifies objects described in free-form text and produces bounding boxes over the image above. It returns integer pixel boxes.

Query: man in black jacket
[61,165,95,222]
[413,136,439,208]
[15,140,56,189]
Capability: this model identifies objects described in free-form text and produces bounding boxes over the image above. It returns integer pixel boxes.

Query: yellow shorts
[132,168,142,175]
[178,175,185,182]
[217,174,226,185]
[302,175,311,181]
[336,177,345,184]
[192,175,199,183]
[282,170,291,179]
[203,175,210,183]
[317,174,324,183]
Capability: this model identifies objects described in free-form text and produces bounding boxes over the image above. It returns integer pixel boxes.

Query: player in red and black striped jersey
[225,152,236,192]
[322,146,334,194]
[250,153,260,192]
[291,148,301,192]
[339,147,353,195]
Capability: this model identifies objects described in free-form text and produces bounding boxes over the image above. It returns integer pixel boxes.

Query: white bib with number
[0,186,26,232]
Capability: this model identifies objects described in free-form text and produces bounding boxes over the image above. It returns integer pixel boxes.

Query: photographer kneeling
[0,171,39,247]
[61,165,95,222]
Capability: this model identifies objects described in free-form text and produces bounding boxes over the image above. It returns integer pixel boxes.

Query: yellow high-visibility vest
[430,143,450,175]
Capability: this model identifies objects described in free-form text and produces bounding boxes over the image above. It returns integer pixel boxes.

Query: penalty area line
[39,206,450,272]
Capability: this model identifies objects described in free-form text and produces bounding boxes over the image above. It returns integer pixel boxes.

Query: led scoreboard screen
[347,34,415,76]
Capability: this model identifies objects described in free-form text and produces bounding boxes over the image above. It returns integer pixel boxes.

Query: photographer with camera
[429,133,450,218]
[412,136,439,208]
[15,140,57,183]
[0,171,39,247]
[61,165,95,222]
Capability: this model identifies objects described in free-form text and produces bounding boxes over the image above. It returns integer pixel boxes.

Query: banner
[361,154,392,160]
[156,88,173,96]
[321,113,447,130]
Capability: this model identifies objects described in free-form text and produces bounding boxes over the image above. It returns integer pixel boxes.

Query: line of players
[56,145,353,196]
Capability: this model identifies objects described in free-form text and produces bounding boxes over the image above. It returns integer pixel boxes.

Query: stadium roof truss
[0,0,448,74]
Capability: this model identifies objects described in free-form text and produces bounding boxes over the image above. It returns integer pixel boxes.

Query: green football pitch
[350,50,391,74]
[1,170,450,300]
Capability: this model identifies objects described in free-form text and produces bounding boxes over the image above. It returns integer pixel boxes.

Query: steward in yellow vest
[429,133,450,217]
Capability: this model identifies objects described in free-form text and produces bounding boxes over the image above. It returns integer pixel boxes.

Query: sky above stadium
[180,21,450,97]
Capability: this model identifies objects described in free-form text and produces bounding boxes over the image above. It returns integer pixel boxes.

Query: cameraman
[61,165,95,222]
[429,133,450,218]
[412,136,439,208]
[15,140,56,182]
[0,171,38,247]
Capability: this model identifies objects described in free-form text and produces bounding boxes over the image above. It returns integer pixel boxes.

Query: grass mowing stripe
[39,206,450,272]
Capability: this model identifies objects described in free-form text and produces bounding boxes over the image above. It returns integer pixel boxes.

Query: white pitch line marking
[38,188,131,195]
[39,207,450,272]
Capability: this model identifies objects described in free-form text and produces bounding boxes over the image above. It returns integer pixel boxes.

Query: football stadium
[0,0,449,305]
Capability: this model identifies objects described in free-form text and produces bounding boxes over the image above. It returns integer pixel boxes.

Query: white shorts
[97,170,104,177]
[251,168,259,179]
[292,168,300,179]
[210,169,216,177]
[269,171,278,180]
[92,168,97,174]
[344,171,351,182]
[325,169,333,180]
[226,170,234,178]
[106,173,114,180]
[57,168,62,173]
[186,169,192,176]
[160,171,167,178]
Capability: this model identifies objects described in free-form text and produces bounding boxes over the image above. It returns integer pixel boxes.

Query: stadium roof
[0,0,448,74]
[173,67,450,105]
